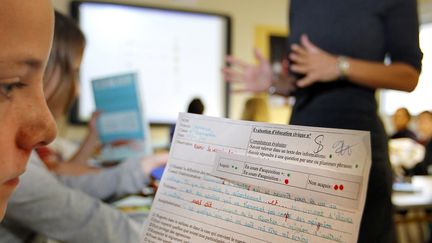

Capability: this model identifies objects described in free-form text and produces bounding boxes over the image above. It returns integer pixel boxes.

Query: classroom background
[52,0,432,242]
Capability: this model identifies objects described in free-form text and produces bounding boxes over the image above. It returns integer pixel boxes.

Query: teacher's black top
[287,0,422,242]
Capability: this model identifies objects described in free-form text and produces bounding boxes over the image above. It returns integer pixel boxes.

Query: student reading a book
[0,11,167,242]
[0,0,57,220]
[36,13,149,176]
[224,0,422,241]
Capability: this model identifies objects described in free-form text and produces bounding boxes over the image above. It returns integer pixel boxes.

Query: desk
[393,176,432,211]
[392,176,432,242]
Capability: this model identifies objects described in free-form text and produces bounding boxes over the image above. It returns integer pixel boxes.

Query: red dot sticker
[284,179,289,185]
[334,185,339,190]
[340,185,344,191]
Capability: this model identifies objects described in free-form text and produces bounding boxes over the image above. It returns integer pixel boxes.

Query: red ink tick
[334,185,339,190]
[340,184,344,190]
[284,179,289,185]
[285,213,289,222]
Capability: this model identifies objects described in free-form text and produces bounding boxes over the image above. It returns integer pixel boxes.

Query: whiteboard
[72,2,230,123]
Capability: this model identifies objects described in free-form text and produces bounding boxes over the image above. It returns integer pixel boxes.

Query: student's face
[393,109,410,131]
[417,113,432,141]
[0,0,57,219]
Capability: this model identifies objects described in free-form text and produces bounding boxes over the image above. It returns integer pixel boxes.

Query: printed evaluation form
[141,113,371,243]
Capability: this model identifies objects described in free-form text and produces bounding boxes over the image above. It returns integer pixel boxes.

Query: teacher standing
[224,0,423,241]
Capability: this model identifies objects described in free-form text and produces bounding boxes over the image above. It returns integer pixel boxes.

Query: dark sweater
[287,0,422,242]
[390,128,417,140]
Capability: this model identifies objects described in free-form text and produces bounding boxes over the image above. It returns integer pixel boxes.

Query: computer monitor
[70,1,231,124]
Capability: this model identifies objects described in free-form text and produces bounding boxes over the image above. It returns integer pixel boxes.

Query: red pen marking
[285,212,290,222]
[193,144,205,150]
[192,199,202,205]
[266,199,279,206]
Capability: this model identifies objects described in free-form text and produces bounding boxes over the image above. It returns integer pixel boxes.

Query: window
[380,23,432,115]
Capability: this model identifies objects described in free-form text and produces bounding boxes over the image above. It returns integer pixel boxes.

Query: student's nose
[16,89,57,150]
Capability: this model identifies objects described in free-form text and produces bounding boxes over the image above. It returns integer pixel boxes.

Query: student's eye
[0,81,27,99]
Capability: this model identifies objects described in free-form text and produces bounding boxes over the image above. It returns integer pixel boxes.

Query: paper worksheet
[141,113,371,243]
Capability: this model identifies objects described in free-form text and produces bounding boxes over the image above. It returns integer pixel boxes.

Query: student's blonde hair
[241,96,269,122]
[44,11,85,117]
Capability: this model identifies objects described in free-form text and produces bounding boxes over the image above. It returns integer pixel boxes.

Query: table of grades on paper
[141,113,371,243]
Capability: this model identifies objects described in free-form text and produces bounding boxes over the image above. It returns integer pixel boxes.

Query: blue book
[92,73,152,161]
